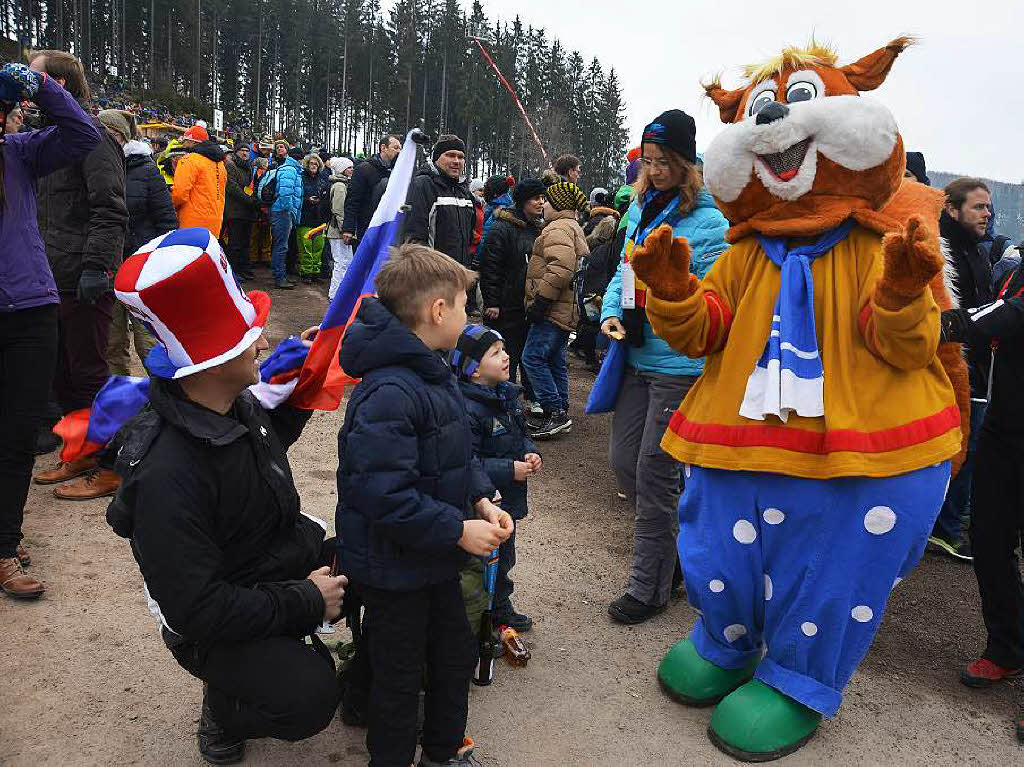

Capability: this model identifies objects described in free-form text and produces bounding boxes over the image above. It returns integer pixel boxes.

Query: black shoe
[528,410,572,439]
[493,611,533,633]
[274,277,295,290]
[34,428,60,456]
[197,690,245,765]
[608,593,666,625]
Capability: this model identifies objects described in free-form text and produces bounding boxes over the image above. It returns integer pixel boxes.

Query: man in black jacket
[342,133,400,246]
[224,144,258,280]
[930,177,997,561]
[106,237,346,763]
[29,51,128,464]
[405,134,476,267]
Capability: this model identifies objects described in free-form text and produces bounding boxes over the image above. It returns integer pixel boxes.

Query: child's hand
[525,453,543,473]
[458,519,505,556]
[475,498,514,540]
[299,325,320,346]
[513,461,533,481]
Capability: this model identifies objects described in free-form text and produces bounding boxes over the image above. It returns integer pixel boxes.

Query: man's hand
[475,497,513,538]
[299,325,320,346]
[601,317,626,340]
[458,519,506,556]
[308,566,348,623]
[524,452,543,474]
[484,307,500,320]
[342,233,354,246]
[513,460,533,481]
[76,268,110,305]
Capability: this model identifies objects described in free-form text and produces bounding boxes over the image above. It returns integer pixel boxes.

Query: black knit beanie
[905,151,930,186]
[432,134,467,162]
[484,175,515,202]
[512,177,547,207]
[450,324,504,380]
[642,109,697,164]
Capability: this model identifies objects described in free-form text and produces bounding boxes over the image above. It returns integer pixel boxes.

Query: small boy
[336,244,513,767]
[453,325,543,632]
[521,181,590,438]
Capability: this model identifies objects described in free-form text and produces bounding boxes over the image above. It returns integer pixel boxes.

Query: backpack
[259,168,279,204]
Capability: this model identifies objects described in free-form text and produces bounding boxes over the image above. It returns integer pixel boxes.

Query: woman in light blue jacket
[600,110,728,624]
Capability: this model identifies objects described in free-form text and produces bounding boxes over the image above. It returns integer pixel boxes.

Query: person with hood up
[326,156,354,301]
[171,125,227,237]
[258,139,303,290]
[296,153,330,284]
[405,134,477,268]
[342,134,401,246]
[0,62,101,600]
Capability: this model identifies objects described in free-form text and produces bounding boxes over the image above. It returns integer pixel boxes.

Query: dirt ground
[1,270,1021,766]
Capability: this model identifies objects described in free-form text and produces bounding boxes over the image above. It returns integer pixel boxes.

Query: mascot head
[702,37,913,238]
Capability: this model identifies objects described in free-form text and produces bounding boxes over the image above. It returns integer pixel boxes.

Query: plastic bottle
[500,626,531,667]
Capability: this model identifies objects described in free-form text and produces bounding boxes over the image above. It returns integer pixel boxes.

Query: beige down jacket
[525,208,589,332]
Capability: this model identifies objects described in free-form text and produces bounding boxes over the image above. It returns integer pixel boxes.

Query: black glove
[76,269,110,305]
[526,296,552,324]
[940,308,968,344]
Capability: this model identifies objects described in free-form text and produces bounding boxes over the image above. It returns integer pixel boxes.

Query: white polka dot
[724,624,748,643]
[801,622,818,637]
[763,508,786,525]
[864,506,897,535]
[709,579,725,593]
[891,577,903,590]
[851,605,874,623]
[684,464,692,479]
[764,574,773,601]
[733,520,757,544]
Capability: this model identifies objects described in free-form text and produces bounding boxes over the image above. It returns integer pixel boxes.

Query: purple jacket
[0,75,101,312]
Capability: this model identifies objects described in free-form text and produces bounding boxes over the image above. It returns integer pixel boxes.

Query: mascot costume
[630,37,969,761]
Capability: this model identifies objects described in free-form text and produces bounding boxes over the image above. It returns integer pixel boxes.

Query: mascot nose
[756,101,790,125]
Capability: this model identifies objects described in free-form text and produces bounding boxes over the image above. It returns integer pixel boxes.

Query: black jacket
[105,377,325,647]
[582,226,626,300]
[335,298,495,591]
[942,211,998,398]
[36,120,128,291]
[479,207,540,318]
[342,154,390,240]
[124,152,178,257]
[942,263,1024,436]
[459,380,537,521]
[299,170,330,228]
[405,162,476,266]
[224,155,257,222]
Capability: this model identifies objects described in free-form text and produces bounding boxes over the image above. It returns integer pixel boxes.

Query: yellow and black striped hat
[545,181,588,212]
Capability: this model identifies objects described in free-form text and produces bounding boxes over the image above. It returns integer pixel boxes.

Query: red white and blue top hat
[114,228,270,379]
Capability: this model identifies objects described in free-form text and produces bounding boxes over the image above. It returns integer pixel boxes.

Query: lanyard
[621,194,681,309]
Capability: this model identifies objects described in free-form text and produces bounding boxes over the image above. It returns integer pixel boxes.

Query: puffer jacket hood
[339,297,452,384]
[191,139,226,163]
[123,139,152,158]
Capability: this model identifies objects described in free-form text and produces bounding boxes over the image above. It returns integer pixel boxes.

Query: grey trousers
[610,369,696,607]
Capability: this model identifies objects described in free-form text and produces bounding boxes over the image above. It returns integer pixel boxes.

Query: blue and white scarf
[739,220,854,423]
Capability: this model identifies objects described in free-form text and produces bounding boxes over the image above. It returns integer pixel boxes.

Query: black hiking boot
[197,686,245,765]
[608,593,666,625]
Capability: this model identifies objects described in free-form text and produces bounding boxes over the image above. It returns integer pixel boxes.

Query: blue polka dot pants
[678,462,950,717]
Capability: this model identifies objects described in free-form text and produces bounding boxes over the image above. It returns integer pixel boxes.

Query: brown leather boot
[0,557,45,599]
[53,469,120,501]
[16,544,30,567]
[33,456,98,485]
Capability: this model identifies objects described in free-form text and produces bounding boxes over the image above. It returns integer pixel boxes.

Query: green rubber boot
[657,638,760,707]
[708,679,822,762]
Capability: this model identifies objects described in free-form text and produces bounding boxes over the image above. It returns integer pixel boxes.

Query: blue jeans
[934,400,988,544]
[269,210,293,282]
[521,320,569,413]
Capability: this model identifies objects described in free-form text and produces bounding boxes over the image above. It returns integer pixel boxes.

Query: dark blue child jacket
[335,298,495,591]
[458,380,538,521]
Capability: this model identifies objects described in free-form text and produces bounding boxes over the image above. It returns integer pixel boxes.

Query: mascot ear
[840,36,914,92]
[704,80,746,123]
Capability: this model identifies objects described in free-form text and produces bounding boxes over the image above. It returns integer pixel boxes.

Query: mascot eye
[747,90,777,117]
[786,81,819,103]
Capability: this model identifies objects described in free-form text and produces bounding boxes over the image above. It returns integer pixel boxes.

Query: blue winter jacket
[259,156,303,224]
[459,380,537,521]
[600,189,728,376]
[335,298,496,591]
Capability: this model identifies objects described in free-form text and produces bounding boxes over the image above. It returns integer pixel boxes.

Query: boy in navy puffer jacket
[336,244,512,767]
[453,325,543,632]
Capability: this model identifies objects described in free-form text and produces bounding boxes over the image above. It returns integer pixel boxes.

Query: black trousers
[167,631,340,742]
[224,217,253,271]
[487,315,533,401]
[572,318,600,363]
[361,578,476,767]
[970,426,1024,669]
[55,293,113,414]
[0,305,59,558]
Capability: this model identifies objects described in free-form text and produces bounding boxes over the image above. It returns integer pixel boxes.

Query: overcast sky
[460,0,1024,183]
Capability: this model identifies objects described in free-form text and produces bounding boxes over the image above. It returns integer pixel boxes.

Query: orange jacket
[171,143,227,237]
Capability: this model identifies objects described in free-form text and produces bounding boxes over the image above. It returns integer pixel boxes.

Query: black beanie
[642,109,697,164]
[513,177,547,207]
[905,151,930,186]
[484,175,515,202]
[450,324,504,380]
[432,134,467,162]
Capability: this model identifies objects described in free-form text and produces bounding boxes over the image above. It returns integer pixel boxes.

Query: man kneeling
[105,229,346,764]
